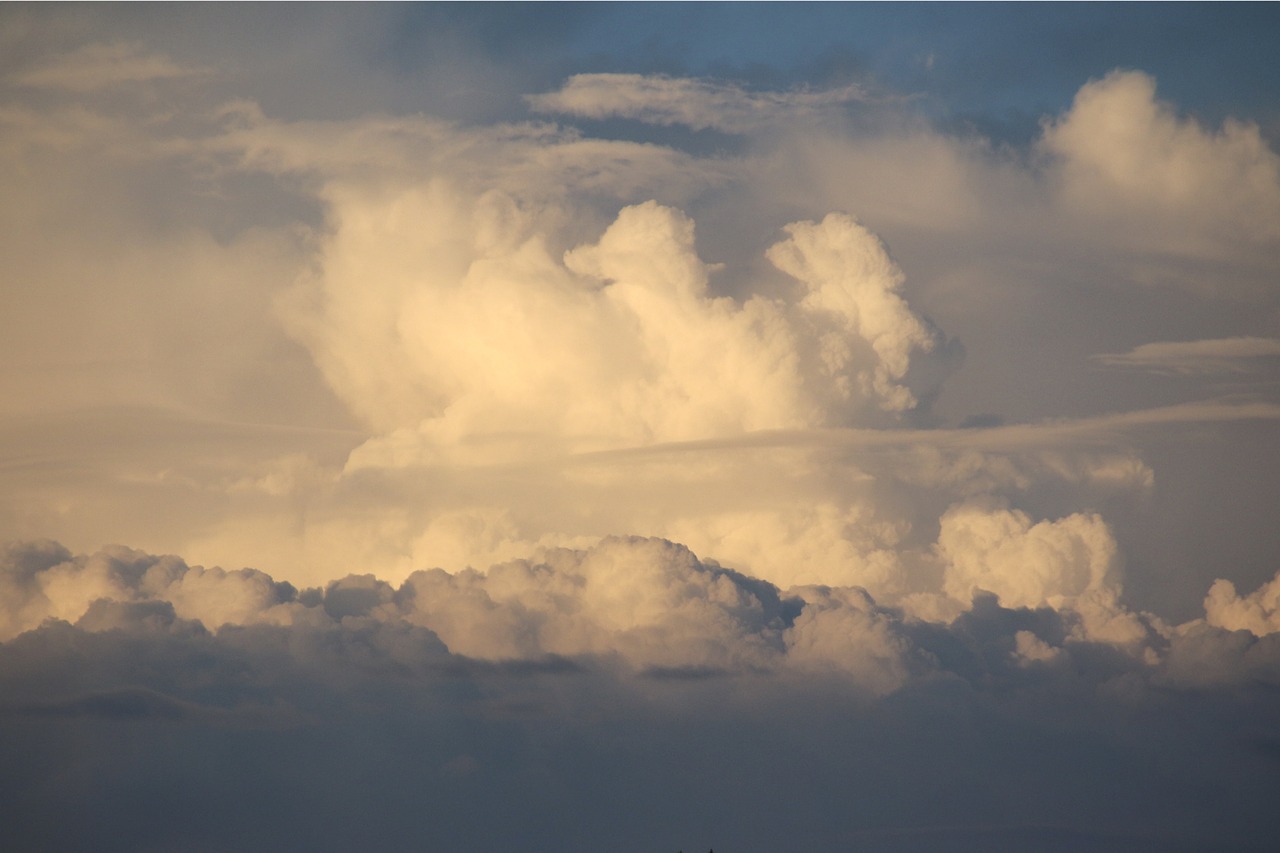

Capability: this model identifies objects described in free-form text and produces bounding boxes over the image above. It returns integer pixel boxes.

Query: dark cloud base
[3,549,1280,853]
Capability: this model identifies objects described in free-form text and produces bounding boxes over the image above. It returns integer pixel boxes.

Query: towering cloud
[285,194,941,465]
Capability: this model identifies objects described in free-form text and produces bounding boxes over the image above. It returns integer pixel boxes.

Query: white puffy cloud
[938,501,1121,610]
[663,502,911,595]
[766,213,939,417]
[937,500,1147,644]
[1040,70,1280,245]
[400,536,788,672]
[0,541,302,641]
[1012,629,1063,666]
[301,199,941,466]
[1203,571,1280,635]
[782,585,916,694]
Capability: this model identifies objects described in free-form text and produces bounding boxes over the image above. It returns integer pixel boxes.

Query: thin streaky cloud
[11,41,211,92]
[527,73,871,133]
[1092,337,1280,374]
[566,398,1280,462]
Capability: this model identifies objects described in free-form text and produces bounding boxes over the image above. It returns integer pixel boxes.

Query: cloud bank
[4,537,1280,851]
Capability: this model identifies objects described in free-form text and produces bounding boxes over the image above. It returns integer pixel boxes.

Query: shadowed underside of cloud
[3,537,1280,852]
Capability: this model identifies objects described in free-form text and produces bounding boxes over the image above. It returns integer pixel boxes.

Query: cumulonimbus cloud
[289,197,943,467]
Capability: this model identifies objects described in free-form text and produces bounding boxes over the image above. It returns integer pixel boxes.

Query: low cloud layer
[4,537,1280,851]
[6,535,1279,682]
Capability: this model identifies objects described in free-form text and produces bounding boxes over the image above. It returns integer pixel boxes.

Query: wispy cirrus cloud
[527,72,872,133]
[1092,337,1280,374]
[11,41,210,92]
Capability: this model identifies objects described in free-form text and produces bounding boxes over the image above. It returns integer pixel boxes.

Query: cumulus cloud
[937,501,1122,610]
[292,197,941,469]
[4,23,1279,677]
[527,73,870,133]
[0,534,1170,683]
[1040,69,1280,247]
[1204,572,1280,636]
[936,500,1148,645]
[0,541,303,641]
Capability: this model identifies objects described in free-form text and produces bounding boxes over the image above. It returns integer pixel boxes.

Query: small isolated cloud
[1092,337,1280,375]
[527,73,869,133]
[11,42,209,93]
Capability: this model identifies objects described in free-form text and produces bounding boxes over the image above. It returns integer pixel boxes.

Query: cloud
[4,12,1280,849]
[1039,69,1280,246]
[1092,337,1280,375]
[1204,572,1280,636]
[0,541,306,641]
[936,500,1148,645]
[4,24,1279,654]
[10,41,210,92]
[293,198,942,470]
[399,536,791,671]
[527,73,870,133]
[4,538,1280,852]
[0,534,1165,681]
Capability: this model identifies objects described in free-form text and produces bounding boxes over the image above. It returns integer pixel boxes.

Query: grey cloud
[528,73,872,134]
[11,41,210,92]
[4,541,1280,852]
[1092,337,1280,375]
[3,686,207,722]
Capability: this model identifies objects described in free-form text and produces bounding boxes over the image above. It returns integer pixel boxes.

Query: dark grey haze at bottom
[2,584,1278,853]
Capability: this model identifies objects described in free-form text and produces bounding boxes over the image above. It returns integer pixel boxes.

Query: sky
[2,4,1280,851]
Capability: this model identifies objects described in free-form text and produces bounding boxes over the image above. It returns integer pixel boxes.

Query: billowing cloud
[527,73,870,133]
[288,194,943,466]
[1040,70,1280,246]
[1204,572,1280,635]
